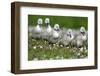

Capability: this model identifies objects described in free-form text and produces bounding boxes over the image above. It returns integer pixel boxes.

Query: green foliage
[28,15,88,30]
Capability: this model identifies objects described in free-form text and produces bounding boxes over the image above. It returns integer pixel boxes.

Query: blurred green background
[28,15,88,30]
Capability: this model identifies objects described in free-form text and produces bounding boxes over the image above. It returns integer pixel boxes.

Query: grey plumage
[71,27,87,48]
[41,18,52,40]
[32,18,43,39]
[59,29,74,46]
[49,24,62,44]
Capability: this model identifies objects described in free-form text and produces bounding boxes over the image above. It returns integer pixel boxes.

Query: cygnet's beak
[81,31,85,36]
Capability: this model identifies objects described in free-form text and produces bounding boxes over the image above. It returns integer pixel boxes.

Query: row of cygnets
[29,18,88,48]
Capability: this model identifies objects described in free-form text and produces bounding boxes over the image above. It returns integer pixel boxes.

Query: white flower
[80,47,83,52]
[57,44,59,47]
[56,56,60,59]
[85,50,88,53]
[33,46,36,49]
[66,47,69,48]
[60,45,63,47]
[77,53,80,56]
[34,58,38,60]
[84,47,87,50]
[40,46,43,48]
[49,45,51,47]
[53,44,55,46]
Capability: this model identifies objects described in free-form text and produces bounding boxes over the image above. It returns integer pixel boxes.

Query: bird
[49,24,62,44]
[72,26,87,49]
[59,29,74,47]
[32,18,43,39]
[80,26,87,42]
[45,18,52,33]
[41,18,52,40]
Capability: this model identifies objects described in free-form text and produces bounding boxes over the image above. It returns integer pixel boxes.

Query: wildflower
[34,58,38,60]
[49,45,51,47]
[77,53,80,56]
[60,45,63,47]
[40,46,43,49]
[56,56,60,59]
[57,44,59,47]
[33,46,36,49]
[80,47,83,52]
[53,44,55,46]
[66,47,69,48]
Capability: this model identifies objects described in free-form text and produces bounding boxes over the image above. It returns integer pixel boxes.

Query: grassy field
[28,35,88,60]
[28,15,88,61]
[28,15,88,29]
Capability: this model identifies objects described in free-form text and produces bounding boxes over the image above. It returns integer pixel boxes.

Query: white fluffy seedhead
[54,24,60,30]
[80,26,85,33]
[45,18,50,24]
[37,18,43,25]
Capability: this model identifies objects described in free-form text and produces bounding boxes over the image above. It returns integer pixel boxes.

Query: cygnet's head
[80,26,86,35]
[54,24,60,31]
[67,29,73,38]
[37,18,43,25]
[45,18,50,24]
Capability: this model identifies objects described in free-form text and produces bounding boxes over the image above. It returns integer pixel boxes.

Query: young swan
[60,29,74,47]
[45,18,52,33]
[49,24,61,44]
[32,18,43,39]
[73,26,87,49]
[41,18,52,40]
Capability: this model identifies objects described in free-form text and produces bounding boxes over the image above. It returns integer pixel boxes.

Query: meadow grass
[28,34,88,61]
